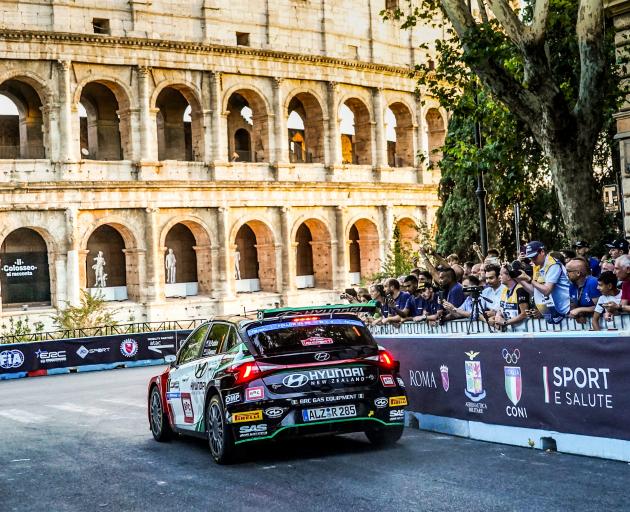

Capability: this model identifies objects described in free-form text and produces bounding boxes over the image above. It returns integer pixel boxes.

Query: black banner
[0,251,50,303]
[376,335,630,441]
[0,330,191,377]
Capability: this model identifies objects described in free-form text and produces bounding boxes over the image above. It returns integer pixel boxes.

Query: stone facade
[0,0,445,328]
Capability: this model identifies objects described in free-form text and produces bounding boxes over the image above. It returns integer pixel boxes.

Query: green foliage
[0,316,45,343]
[51,290,119,331]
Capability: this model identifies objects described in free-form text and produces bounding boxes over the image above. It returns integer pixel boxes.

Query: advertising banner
[376,335,630,441]
[0,330,191,378]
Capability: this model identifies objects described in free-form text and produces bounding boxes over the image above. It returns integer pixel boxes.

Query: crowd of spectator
[341,238,630,332]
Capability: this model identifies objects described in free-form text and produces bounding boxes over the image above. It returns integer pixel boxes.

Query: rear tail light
[378,350,396,370]
[226,361,281,385]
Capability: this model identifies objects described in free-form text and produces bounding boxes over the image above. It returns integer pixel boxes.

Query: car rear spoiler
[258,301,379,319]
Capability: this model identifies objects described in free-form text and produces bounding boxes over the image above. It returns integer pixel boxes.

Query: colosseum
[0,0,445,329]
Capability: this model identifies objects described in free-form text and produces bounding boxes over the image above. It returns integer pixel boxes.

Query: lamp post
[473,81,488,255]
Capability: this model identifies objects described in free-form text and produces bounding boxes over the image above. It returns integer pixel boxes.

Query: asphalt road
[1,366,629,512]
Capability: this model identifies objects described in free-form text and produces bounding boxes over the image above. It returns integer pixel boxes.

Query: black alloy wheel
[365,424,404,447]
[206,395,235,464]
[149,386,173,442]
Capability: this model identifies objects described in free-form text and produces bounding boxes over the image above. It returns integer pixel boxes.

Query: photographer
[381,278,415,324]
[340,288,359,303]
[442,276,485,320]
[495,263,530,332]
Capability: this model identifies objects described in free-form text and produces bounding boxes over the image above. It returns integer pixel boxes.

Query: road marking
[46,403,108,416]
[99,398,145,408]
[0,409,47,424]
[10,459,31,463]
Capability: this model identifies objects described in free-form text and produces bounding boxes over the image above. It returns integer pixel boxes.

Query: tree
[387,0,625,240]
[51,290,119,331]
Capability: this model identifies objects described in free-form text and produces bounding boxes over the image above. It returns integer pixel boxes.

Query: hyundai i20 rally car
[147,303,407,464]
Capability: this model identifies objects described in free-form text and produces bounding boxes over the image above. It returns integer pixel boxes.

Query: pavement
[1,366,629,512]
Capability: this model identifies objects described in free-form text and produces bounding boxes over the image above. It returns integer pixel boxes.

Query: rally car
[147,303,407,464]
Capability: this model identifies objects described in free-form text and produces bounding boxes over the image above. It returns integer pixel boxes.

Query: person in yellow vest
[495,264,530,332]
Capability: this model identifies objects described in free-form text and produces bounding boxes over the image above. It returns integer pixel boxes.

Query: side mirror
[165,354,176,366]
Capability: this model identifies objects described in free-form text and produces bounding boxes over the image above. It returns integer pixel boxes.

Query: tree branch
[440,0,478,38]
[526,0,550,43]
[476,0,489,24]
[485,0,526,47]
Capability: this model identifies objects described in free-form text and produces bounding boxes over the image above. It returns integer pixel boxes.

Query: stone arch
[160,217,213,296]
[225,88,270,163]
[347,218,381,282]
[293,218,332,289]
[285,89,325,163]
[426,108,446,166]
[81,221,140,302]
[0,227,53,306]
[154,84,204,161]
[387,101,415,167]
[0,78,46,159]
[339,96,372,165]
[231,219,277,293]
[396,217,419,253]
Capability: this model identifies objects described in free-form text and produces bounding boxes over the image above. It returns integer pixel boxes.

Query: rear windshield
[246,318,375,355]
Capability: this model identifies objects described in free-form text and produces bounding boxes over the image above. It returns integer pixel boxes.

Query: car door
[168,324,210,429]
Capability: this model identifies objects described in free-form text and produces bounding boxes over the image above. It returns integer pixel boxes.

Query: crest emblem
[464,351,486,402]
[120,339,138,358]
[440,365,449,392]
[503,349,522,406]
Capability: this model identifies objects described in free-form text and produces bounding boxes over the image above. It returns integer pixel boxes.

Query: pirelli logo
[232,410,263,423]
[389,396,408,407]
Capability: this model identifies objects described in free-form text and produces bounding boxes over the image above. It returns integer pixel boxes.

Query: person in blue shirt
[574,240,600,277]
[408,284,443,322]
[381,278,415,323]
[439,267,464,307]
[566,257,600,322]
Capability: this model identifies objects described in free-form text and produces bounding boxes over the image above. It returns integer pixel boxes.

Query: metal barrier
[368,314,630,336]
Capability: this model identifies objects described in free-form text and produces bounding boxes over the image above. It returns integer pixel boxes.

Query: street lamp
[472,81,488,255]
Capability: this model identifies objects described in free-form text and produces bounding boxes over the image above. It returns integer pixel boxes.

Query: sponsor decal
[294,393,363,405]
[238,424,268,438]
[543,365,612,409]
[166,392,181,400]
[76,346,89,359]
[232,410,263,423]
[190,381,205,391]
[374,397,388,408]
[314,352,330,362]
[0,349,25,369]
[282,367,366,388]
[301,337,334,347]
[35,349,67,364]
[502,349,527,418]
[397,377,405,388]
[389,409,405,421]
[225,392,241,405]
[264,407,284,419]
[168,380,180,391]
[181,393,194,424]
[380,375,396,387]
[440,365,450,392]
[409,369,437,389]
[245,387,264,401]
[120,339,138,358]
[76,346,110,359]
[464,351,487,414]
[389,396,407,407]
[195,362,208,379]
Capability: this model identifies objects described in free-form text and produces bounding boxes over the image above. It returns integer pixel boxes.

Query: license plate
[302,404,357,422]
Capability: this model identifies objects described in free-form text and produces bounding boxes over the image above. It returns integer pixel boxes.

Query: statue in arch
[234,247,241,280]
[92,250,107,288]
[165,248,177,284]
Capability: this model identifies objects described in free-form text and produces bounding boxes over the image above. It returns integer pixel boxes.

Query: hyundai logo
[265,407,284,418]
[314,352,330,362]
[282,373,309,388]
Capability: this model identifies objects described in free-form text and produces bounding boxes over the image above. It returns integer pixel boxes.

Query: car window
[219,327,240,353]
[204,323,230,357]
[178,324,209,365]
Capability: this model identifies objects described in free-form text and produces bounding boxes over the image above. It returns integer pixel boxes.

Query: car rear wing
[257,301,379,319]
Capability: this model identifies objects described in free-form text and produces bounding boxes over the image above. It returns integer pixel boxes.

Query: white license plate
[302,404,357,422]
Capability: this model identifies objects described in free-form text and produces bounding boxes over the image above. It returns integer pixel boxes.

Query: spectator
[463,261,475,278]
[381,278,415,324]
[439,267,465,308]
[357,287,371,302]
[367,284,387,323]
[592,271,622,331]
[515,241,570,324]
[601,260,615,273]
[481,264,507,316]
[410,284,442,322]
[566,257,600,322]
[607,254,630,314]
[471,263,486,286]
[443,275,484,320]
[410,268,422,278]
[402,274,422,311]
[606,239,629,261]
[495,264,530,332]
[573,240,600,277]
[340,288,359,303]
[417,270,433,286]
[446,253,465,280]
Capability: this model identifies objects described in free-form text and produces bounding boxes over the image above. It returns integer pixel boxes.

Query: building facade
[0,0,444,328]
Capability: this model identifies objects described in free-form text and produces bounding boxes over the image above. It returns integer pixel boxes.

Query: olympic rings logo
[502,348,520,364]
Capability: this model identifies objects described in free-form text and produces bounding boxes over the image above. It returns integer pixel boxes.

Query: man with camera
[381,278,416,324]
[514,241,570,324]
[442,275,486,320]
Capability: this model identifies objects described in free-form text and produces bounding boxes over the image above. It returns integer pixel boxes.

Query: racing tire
[206,395,236,464]
[149,386,173,442]
[365,424,404,447]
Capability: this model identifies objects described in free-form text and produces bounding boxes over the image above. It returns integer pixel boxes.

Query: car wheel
[365,424,404,447]
[206,395,235,464]
[149,386,173,442]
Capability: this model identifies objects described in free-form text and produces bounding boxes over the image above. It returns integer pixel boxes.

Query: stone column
[137,66,158,162]
[42,104,59,163]
[216,207,234,297]
[272,77,288,164]
[57,60,76,162]
[144,207,163,303]
[415,96,428,162]
[334,206,349,290]
[193,244,213,295]
[326,81,342,167]
[381,204,394,263]
[372,87,387,168]
[65,206,81,306]
[54,252,67,308]
[209,71,229,163]
[280,207,296,292]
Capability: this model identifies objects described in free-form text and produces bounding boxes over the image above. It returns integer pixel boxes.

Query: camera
[463,285,484,297]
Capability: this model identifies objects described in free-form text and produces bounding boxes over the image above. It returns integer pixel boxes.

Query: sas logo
[0,349,25,369]
[389,396,407,407]
[120,339,138,358]
[232,410,263,423]
[239,424,267,438]
[380,375,396,387]
[245,387,264,401]
[374,397,388,408]
[390,409,405,421]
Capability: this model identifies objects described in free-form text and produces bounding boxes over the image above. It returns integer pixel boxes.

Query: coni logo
[0,349,25,369]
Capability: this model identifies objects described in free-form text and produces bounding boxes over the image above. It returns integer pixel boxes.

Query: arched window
[79,82,122,160]
[295,220,332,289]
[0,79,45,159]
[156,86,203,161]
[340,99,372,165]
[234,128,252,162]
[227,91,269,163]
[164,223,198,297]
[287,93,324,163]
[349,219,380,282]
[86,225,127,301]
[426,108,446,166]
[388,102,415,167]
